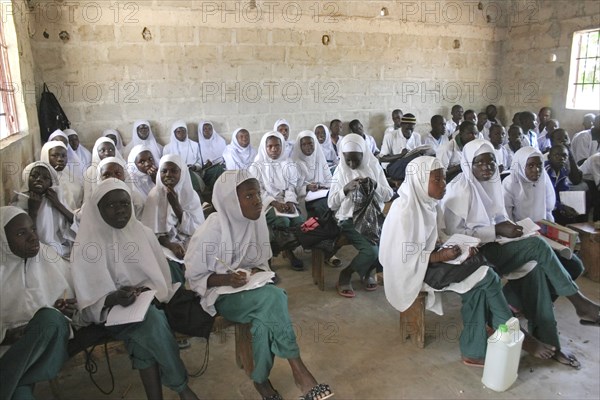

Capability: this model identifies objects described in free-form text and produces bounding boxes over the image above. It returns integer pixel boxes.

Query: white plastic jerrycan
[481,317,524,392]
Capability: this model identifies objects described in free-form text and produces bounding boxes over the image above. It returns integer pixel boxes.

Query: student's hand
[495,221,523,238]
[271,201,286,213]
[204,160,213,168]
[343,179,360,195]
[147,165,158,179]
[399,148,409,157]
[436,245,462,262]
[169,242,186,259]
[559,205,579,218]
[45,188,62,209]
[307,183,319,192]
[165,186,183,212]
[284,202,296,213]
[467,246,479,258]
[54,297,78,318]
[105,287,137,308]
[228,271,248,288]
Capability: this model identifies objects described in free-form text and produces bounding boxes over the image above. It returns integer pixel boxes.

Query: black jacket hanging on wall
[38,83,70,143]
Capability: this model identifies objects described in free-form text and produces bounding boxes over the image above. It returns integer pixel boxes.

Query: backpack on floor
[38,83,70,142]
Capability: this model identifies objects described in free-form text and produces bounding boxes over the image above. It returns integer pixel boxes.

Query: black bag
[162,287,215,339]
[424,252,490,290]
[294,210,340,249]
[38,83,70,143]
[352,179,385,245]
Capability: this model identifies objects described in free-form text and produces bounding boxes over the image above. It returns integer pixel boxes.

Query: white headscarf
[48,129,85,179]
[141,154,204,237]
[63,128,92,169]
[223,128,257,170]
[291,130,333,187]
[442,139,508,229]
[71,180,176,324]
[502,146,555,222]
[163,121,201,166]
[336,133,385,182]
[198,120,227,165]
[249,131,300,206]
[314,123,338,164]
[185,170,273,315]
[0,206,71,343]
[127,144,156,199]
[274,118,294,157]
[103,128,124,152]
[83,138,125,204]
[40,141,83,210]
[123,120,163,164]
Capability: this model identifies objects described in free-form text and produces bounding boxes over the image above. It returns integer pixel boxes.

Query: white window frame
[566,28,600,110]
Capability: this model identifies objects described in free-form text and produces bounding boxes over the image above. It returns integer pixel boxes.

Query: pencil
[215,257,237,273]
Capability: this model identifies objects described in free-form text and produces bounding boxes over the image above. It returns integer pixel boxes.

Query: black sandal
[263,393,283,400]
[299,383,334,400]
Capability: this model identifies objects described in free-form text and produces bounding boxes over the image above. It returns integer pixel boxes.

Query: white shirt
[572,129,599,164]
[424,133,449,153]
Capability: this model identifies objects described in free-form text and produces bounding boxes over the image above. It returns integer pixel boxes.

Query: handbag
[424,252,490,290]
[352,179,385,245]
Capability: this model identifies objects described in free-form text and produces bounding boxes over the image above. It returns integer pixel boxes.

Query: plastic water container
[481,317,524,392]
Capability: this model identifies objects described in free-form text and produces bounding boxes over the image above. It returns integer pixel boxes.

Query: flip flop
[579,319,600,326]
[290,258,304,271]
[552,352,581,370]
[461,356,485,368]
[336,282,355,298]
[325,256,342,267]
[299,383,334,400]
[362,276,378,291]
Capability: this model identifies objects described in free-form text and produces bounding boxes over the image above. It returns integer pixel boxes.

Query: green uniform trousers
[340,219,378,278]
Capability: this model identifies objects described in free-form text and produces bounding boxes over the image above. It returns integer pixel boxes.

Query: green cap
[499,324,508,332]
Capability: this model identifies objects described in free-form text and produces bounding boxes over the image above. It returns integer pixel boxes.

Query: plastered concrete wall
[499,0,600,135]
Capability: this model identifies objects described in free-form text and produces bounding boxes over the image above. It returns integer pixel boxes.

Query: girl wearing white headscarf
[48,129,85,179]
[380,156,514,365]
[442,139,599,367]
[142,154,205,283]
[249,131,305,270]
[274,118,294,157]
[11,162,74,258]
[223,128,257,170]
[314,124,339,167]
[40,141,83,210]
[95,157,145,218]
[127,144,157,200]
[64,128,92,170]
[71,180,201,399]
[163,121,201,167]
[328,134,394,297]
[82,137,124,205]
[102,128,125,153]
[197,120,227,188]
[123,120,163,163]
[0,207,73,399]
[185,170,333,400]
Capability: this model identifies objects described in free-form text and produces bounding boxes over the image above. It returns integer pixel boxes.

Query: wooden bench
[399,291,428,348]
[49,316,253,398]
[567,222,600,282]
[311,234,350,291]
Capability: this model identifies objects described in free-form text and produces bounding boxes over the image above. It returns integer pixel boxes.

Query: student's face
[523,115,536,131]
[489,127,506,147]
[431,118,446,136]
[4,213,40,258]
[28,166,53,195]
[98,189,132,229]
[105,134,118,146]
[459,126,478,145]
[343,152,363,170]
[135,151,155,174]
[300,137,315,156]
[315,126,326,144]
[265,137,282,160]
[539,109,551,125]
[452,107,464,120]
[68,134,79,150]
[552,131,570,147]
[52,136,68,146]
[160,162,181,188]
[549,147,569,170]
[477,114,487,128]
[277,124,289,140]
[486,106,497,119]
[583,116,594,130]
[392,111,403,129]
[137,124,150,140]
[508,128,523,147]
[202,124,213,139]
[236,179,262,221]
[465,113,477,123]
[427,168,446,200]
[174,127,187,142]
[330,121,342,136]
[97,142,115,160]
[100,163,125,182]
[48,147,67,171]
[471,153,497,182]
[400,123,414,139]
[546,120,559,133]
[524,156,543,182]
[353,122,364,135]
[236,129,250,148]
[512,113,520,125]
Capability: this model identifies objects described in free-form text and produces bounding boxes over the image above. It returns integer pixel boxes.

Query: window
[0,17,19,140]
[566,28,600,110]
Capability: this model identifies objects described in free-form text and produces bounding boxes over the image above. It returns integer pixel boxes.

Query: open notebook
[105,290,157,327]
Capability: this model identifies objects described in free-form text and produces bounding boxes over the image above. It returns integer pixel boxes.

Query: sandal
[325,256,342,268]
[461,356,485,368]
[263,393,283,400]
[361,276,378,291]
[552,351,581,370]
[336,282,355,298]
[299,383,334,400]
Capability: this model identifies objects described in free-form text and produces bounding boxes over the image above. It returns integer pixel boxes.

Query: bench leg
[311,249,325,291]
[235,323,254,377]
[399,292,427,349]
[49,377,62,399]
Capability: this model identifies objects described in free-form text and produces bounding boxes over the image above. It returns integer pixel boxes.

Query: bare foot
[552,349,581,369]
[253,380,279,399]
[568,292,600,324]
[289,358,318,395]
[179,386,200,400]
[522,334,555,359]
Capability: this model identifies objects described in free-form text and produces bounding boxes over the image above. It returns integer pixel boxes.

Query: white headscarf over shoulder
[314,123,338,165]
[48,129,85,179]
[124,120,163,164]
[198,120,227,165]
[163,121,201,166]
[83,137,125,204]
[223,128,257,170]
[41,140,83,210]
[127,144,156,199]
[103,129,124,152]
[291,130,333,188]
[63,128,92,169]
[71,180,177,324]
[274,118,294,157]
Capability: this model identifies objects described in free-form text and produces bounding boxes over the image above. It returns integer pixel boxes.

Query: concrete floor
[38,247,600,400]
